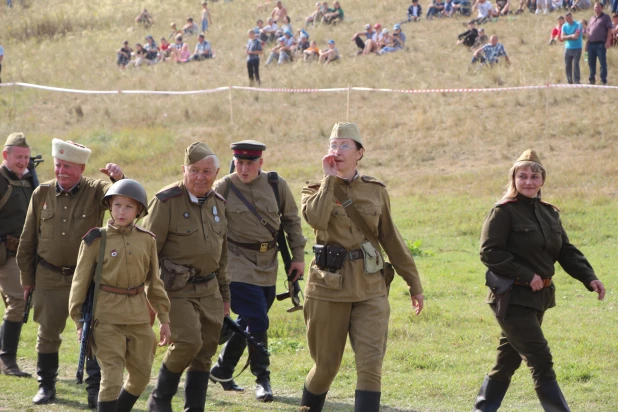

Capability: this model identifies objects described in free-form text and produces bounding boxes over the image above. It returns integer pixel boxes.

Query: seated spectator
[282,15,293,33]
[427,0,446,18]
[117,41,132,69]
[379,24,407,53]
[453,0,473,15]
[135,8,154,27]
[457,21,479,47]
[444,0,456,15]
[535,0,550,14]
[178,43,192,63]
[294,33,311,56]
[472,27,488,49]
[495,0,511,14]
[133,43,153,67]
[159,37,171,60]
[304,40,321,61]
[408,0,423,21]
[319,39,340,65]
[306,2,323,26]
[182,17,200,36]
[262,17,279,43]
[323,1,345,24]
[549,15,565,44]
[352,24,376,54]
[168,22,182,40]
[192,34,214,60]
[377,28,392,51]
[472,0,498,23]
[168,35,186,62]
[471,34,510,64]
[271,1,288,23]
[266,36,292,65]
[362,23,384,54]
[570,0,591,11]
[144,35,159,61]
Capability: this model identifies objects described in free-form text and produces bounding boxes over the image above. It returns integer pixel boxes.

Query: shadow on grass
[274,395,421,412]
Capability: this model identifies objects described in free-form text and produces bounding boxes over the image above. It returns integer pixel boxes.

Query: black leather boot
[473,375,510,412]
[0,320,32,377]
[184,370,209,412]
[86,356,102,408]
[535,380,570,412]
[300,386,328,412]
[116,388,140,412]
[250,330,273,402]
[147,363,183,412]
[354,390,381,412]
[32,352,58,405]
[209,331,246,392]
[97,399,118,412]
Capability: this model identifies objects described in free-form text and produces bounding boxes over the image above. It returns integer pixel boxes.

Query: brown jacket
[141,181,230,302]
[302,174,423,302]
[69,221,171,326]
[213,172,306,287]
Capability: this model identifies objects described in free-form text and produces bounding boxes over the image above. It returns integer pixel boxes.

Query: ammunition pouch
[159,258,197,291]
[312,244,347,271]
[360,241,384,275]
[382,262,395,293]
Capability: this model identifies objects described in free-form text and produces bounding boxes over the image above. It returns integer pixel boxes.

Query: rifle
[76,283,95,384]
[22,155,44,324]
[223,315,269,357]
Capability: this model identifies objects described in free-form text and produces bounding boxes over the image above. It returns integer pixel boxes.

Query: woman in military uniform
[473,149,606,411]
[300,122,424,412]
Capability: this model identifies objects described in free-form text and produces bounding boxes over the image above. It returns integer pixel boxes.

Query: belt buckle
[259,242,268,253]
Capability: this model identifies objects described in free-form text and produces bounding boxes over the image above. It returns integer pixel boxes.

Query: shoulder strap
[333,184,381,254]
[267,172,281,214]
[223,176,233,201]
[227,179,278,238]
[0,168,14,211]
[90,228,107,323]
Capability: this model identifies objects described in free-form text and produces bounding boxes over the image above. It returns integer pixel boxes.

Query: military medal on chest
[213,205,220,223]
[183,212,189,219]
[111,250,117,257]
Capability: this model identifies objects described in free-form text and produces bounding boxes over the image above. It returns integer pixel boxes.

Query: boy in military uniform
[0,133,34,378]
[69,179,171,411]
[17,138,124,406]
[143,142,229,412]
[210,140,306,402]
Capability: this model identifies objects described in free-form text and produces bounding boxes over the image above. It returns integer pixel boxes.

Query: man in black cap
[210,140,306,402]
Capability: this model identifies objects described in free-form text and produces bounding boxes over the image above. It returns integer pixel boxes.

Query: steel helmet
[102,179,149,217]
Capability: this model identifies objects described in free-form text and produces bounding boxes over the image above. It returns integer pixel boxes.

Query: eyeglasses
[329,144,355,151]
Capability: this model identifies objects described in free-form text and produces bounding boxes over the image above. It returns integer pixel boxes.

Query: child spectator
[380,24,407,53]
[408,0,423,21]
[144,36,159,61]
[457,21,479,47]
[306,2,323,26]
[294,33,311,56]
[135,9,154,28]
[319,39,340,65]
[69,180,170,411]
[178,44,191,63]
[323,1,345,24]
[133,44,152,67]
[362,23,384,54]
[472,27,488,49]
[168,23,182,40]
[246,29,263,86]
[445,0,455,16]
[117,41,132,69]
[282,15,293,33]
[304,40,321,61]
[201,2,212,32]
[182,17,200,36]
[427,0,446,19]
[159,37,171,60]
[581,19,588,40]
[549,15,565,44]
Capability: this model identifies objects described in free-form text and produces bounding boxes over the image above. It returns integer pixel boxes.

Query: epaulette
[305,180,321,189]
[83,228,102,246]
[495,198,518,207]
[155,186,183,202]
[135,226,156,237]
[540,200,560,212]
[361,175,386,187]
[213,191,227,203]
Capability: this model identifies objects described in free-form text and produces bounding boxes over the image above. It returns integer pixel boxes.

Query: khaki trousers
[32,269,73,353]
[304,296,390,394]
[163,293,223,373]
[0,256,26,322]
[92,323,156,402]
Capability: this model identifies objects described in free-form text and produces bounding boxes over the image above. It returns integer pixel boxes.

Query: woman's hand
[590,280,606,300]
[322,154,338,176]
[410,293,424,315]
[529,274,544,292]
[158,324,172,346]
[223,302,231,317]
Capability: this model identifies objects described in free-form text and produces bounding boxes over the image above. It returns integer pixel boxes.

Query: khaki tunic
[301,174,423,301]
[213,172,306,287]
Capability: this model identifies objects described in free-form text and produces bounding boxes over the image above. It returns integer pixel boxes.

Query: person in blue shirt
[560,12,583,84]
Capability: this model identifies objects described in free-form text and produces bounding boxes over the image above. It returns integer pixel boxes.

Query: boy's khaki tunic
[301,174,422,393]
[17,176,112,353]
[68,222,171,401]
[141,181,229,373]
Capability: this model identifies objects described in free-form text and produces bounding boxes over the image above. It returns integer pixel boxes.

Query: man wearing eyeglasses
[210,140,306,403]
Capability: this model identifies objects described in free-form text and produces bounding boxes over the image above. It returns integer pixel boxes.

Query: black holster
[313,244,346,271]
[485,270,514,320]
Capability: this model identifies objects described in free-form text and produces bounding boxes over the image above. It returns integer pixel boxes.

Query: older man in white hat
[17,138,124,406]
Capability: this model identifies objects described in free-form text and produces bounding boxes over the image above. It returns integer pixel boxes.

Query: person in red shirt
[549,15,565,45]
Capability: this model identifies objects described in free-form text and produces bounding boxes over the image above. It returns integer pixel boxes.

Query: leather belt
[188,272,217,284]
[100,283,145,296]
[38,256,76,276]
[228,238,277,253]
[514,278,552,288]
[349,249,364,261]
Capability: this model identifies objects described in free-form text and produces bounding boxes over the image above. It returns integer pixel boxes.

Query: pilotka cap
[4,132,29,148]
[515,149,543,166]
[329,122,363,148]
[185,142,215,166]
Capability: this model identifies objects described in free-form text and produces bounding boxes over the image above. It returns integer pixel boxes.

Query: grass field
[1,0,618,411]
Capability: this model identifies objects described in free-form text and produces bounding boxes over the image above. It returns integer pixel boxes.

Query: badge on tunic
[214,216,220,223]
[111,250,117,257]
[212,206,218,215]
[43,202,47,209]
[183,212,189,218]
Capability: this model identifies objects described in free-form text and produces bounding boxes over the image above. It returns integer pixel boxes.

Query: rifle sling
[90,228,107,327]
[224,177,278,238]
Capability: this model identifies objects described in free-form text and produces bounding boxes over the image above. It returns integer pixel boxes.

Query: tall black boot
[32,352,58,405]
[535,380,570,412]
[146,363,183,412]
[209,331,246,391]
[473,376,510,412]
[250,330,272,402]
[0,320,32,377]
[354,390,381,412]
[97,399,118,412]
[300,385,327,412]
[116,388,140,412]
[86,356,102,408]
[184,370,209,412]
